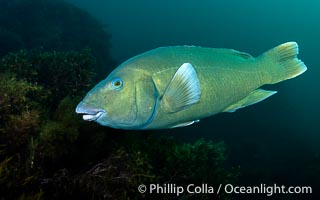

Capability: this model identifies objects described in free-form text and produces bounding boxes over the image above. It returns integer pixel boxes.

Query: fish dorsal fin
[162,63,201,113]
[231,49,253,59]
[223,89,277,113]
[170,119,200,128]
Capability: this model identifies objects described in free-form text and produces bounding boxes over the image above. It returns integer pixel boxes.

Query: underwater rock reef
[0,0,114,76]
[0,49,238,200]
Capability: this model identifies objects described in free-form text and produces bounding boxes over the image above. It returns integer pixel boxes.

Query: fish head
[76,65,158,130]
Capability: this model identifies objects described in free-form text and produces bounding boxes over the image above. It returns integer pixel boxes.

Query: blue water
[0,0,313,199]
[66,0,320,198]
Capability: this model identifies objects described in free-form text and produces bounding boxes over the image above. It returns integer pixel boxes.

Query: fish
[75,42,307,130]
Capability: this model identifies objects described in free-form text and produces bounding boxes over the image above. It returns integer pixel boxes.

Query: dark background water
[68,0,320,197]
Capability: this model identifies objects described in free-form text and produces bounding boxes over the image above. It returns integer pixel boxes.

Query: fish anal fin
[223,89,277,113]
[171,119,200,128]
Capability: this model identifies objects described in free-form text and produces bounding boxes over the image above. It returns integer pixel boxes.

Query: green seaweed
[0,49,95,108]
[0,73,44,120]
[0,0,114,74]
[36,97,81,163]
[41,137,237,200]
[0,48,97,199]
[0,49,238,200]
[0,5,239,198]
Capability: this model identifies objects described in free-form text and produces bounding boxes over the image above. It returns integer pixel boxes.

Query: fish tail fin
[258,42,307,84]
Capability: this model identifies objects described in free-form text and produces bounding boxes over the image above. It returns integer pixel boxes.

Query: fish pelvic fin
[258,42,307,84]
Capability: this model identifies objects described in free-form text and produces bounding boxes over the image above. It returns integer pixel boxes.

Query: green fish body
[76,42,307,129]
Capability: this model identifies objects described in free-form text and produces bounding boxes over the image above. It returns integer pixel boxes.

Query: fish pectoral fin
[162,63,201,113]
[223,89,277,113]
[171,119,200,128]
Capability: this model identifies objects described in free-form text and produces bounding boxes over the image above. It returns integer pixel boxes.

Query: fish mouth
[81,111,105,121]
[75,102,106,121]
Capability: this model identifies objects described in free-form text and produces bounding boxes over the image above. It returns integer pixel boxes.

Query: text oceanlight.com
[137,183,312,197]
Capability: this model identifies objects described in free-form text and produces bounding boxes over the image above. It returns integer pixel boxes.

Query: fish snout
[75,101,106,121]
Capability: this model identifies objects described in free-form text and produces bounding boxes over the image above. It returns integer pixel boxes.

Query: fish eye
[111,78,123,90]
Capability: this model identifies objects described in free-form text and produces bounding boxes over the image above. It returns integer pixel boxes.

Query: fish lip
[82,111,105,121]
[75,102,98,114]
[75,101,106,121]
